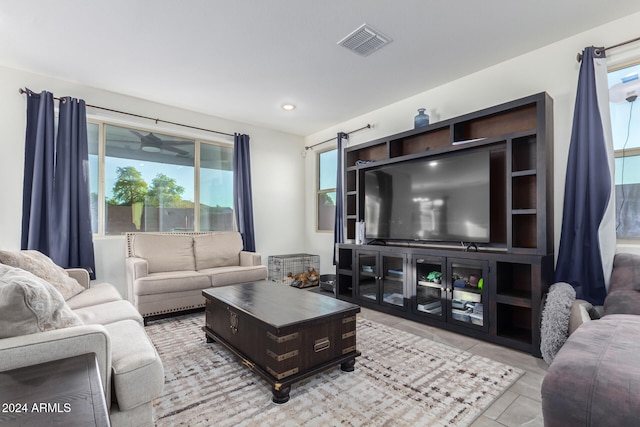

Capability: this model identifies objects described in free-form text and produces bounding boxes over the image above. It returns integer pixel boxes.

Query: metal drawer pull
[314,337,331,352]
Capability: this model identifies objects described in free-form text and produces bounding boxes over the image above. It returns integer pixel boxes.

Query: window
[609,62,640,239]
[317,149,337,231]
[88,122,233,235]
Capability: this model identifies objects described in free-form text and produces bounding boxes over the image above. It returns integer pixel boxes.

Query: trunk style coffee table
[203,281,361,403]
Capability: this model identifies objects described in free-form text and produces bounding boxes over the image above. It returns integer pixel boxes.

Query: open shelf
[496,262,533,299]
[453,105,537,142]
[512,214,538,248]
[346,193,356,216]
[346,142,387,167]
[337,273,352,297]
[346,170,356,192]
[512,135,537,172]
[512,175,537,210]
[389,127,451,157]
[496,303,532,344]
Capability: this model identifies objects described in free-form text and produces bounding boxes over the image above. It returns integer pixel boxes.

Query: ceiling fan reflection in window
[130,131,193,155]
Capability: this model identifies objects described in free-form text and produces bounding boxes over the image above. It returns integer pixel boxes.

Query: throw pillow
[540,282,576,364]
[0,264,83,339]
[0,250,84,300]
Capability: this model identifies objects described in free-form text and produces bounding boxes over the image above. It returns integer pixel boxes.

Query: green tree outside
[109,166,148,206]
[147,173,186,207]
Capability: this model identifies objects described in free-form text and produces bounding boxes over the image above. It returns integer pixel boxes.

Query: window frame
[88,118,234,237]
[316,147,338,233]
[608,58,640,242]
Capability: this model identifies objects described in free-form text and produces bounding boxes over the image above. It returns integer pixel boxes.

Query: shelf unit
[343,92,553,256]
[337,92,554,357]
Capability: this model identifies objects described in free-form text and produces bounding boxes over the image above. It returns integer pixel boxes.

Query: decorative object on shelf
[414,108,430,128]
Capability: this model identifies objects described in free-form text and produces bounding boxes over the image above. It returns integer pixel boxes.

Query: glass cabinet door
[381,254,405,308]
[414,256,445,318]
[355,251,378,302]
[448,259,488,331]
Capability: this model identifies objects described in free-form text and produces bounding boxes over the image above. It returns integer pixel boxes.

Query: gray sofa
[541,253,640,426]
[125,231,268,321]
[0,250,164,427]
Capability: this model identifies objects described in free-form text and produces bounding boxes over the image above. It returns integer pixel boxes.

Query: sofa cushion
[66,283,123,310]
[205,265,268,287]
[131,234,195,274]
[610,253,640,292]
[541,314,640,426]
[0,250,84,300]
[105,319,164,411]
[73,300,144,326]
[603,289,640,316]
[134,271,211,296]
[193,232,243,270]
[0,264,83,338]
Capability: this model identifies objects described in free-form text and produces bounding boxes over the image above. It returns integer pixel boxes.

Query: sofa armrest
[66,268,90,289]
[240,251,262,267]
[0,325,112,404]
[568,299,594,335]
[125,257,149,302]
[125,257,149,279]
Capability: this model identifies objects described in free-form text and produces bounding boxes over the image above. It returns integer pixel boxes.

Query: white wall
[0,66,306,297]
[304,12,640,274]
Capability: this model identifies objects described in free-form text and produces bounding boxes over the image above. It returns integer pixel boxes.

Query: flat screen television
[364,150,491,243]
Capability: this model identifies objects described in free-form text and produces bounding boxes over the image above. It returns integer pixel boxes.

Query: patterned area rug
[147,312,522,427]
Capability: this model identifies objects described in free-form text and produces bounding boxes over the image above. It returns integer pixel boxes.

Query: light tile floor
[357,307,548,427]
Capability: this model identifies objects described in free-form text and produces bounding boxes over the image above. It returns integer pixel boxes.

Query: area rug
[147,312,523,427]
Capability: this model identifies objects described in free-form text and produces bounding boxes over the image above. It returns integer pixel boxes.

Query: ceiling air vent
[338,24,392,57]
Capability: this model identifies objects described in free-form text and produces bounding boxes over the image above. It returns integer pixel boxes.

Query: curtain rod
[305,124,371,150]
[18,87,235,138]
[576,35,640,62]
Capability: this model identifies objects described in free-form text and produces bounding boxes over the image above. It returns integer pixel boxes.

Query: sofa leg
[143,317,148,326]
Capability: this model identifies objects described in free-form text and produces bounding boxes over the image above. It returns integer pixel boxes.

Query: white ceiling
[2,1,640,136]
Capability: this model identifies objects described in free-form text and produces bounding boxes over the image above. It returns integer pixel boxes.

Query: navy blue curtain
[333,132,347,264]
[22,90,96,278]
[51,97,96,278]
[21,90,55,253]
[233,133,256,252]
[554,46,616,305]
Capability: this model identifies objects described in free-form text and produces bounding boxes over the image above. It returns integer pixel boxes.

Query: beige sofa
[125,231,268,321]
[0,250,164,427]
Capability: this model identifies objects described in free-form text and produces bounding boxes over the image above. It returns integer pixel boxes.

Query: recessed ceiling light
[282,104,296,111]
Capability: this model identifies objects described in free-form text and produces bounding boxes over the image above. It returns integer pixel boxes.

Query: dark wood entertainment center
[336,92,554,357]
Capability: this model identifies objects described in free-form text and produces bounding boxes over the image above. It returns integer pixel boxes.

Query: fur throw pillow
[540,282,576,364]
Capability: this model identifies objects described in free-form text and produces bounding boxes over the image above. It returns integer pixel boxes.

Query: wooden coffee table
[203,281,360,403]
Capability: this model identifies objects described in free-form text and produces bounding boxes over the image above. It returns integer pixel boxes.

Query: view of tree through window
[88,123,233,235]
[609,62,640,239]
[318,149,337,231]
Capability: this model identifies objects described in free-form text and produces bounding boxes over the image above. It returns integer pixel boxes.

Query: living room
[1,2,640,426]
